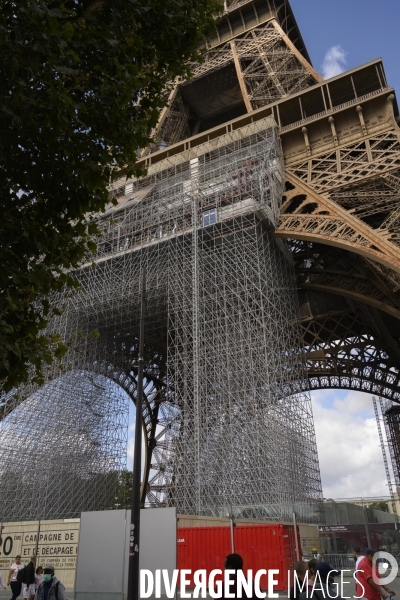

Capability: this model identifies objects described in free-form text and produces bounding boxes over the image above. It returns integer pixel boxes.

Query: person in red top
[356,548,395,600]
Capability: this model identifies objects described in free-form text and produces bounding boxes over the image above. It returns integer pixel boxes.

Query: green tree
[115,469,133,509]
[0,0,222,392]
[368,501,389,512]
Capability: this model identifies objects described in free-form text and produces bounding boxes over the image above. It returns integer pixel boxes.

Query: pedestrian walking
[353,547,364,594]
[34,566,65,600]
[7,555,25,600]
[353,547,364,570]
[220,554,257,600]
[23,556,37,600]
[0,573,6,590]
[300,562,343,600]
[311,548,322,560]
[34,568,43,592]
[307,559,319,578]
[356,548,395,600]
[290,561,309,600]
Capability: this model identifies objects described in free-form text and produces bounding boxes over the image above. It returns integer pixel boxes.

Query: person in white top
[354,547,364,595]
[354,547,364,570]
[34,567,43,591]
[0,573,6,590]
[7,555,25,600]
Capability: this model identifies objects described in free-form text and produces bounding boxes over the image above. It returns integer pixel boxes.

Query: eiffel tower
[1,0,400,523]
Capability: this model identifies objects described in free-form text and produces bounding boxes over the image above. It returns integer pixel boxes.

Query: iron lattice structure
[373,396,398,517]
[138,0,400,401]
[380,396,400,496]
[0,118,323,522]
[3,0,400,521]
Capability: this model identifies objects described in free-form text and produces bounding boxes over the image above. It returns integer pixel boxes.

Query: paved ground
[339,568,400,599]
[0,571,399,599]
[0,589,74,600]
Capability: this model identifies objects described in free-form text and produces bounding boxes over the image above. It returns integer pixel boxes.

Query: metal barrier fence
[304,552,400,573]
[322,554,356,569]
[303,554,355,569]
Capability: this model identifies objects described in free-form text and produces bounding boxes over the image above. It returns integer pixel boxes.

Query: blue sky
[127,2,398,501]
[291,0,400,92]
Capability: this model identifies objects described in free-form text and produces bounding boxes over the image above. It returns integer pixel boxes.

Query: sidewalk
[0,572,399,600]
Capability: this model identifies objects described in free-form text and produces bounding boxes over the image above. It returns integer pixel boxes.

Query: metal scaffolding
[0,116,323,522]
[373,396,398,517]
[0,372,129,521]
[2,0,400,525]
[380,396,400,495]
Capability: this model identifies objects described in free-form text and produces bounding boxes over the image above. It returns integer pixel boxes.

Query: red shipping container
[178,524,301,592]
[235,524,300,591]
[177,527,230,588]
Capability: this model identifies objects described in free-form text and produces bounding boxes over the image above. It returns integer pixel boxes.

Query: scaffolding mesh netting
[0,117,323,522]
[0,372,129,521]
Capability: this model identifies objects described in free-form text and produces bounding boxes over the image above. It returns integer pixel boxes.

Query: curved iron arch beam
[306,335,400,403]
[275,174,400,273]
[0,364,172,508]
[301,296,400,403]
[106,366,174,508]
[308,375,400,404]
[299,283,400,320]
[107,369,155,505]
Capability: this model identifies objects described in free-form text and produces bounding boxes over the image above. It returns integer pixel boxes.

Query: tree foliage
[0,0,222,392]
[115,469,133,509]
[368,501,389,512]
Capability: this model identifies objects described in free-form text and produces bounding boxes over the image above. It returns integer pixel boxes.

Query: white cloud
[332,392,374,415]
[126,387,388,500]
[127,435,135,469]
[311,390,388,499]
[321,45,347,79]
[127,423,146,472]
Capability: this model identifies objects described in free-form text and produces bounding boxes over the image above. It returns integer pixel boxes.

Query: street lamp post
[127,267,146,600]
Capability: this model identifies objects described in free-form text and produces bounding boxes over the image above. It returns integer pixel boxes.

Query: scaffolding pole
[373,395,398,518]
[0,117,323,523]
